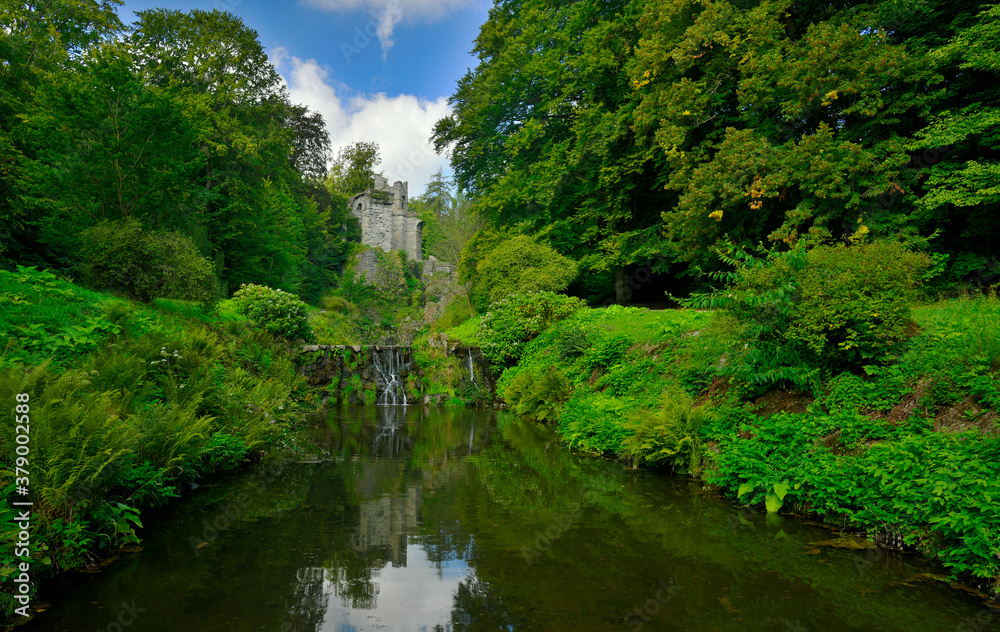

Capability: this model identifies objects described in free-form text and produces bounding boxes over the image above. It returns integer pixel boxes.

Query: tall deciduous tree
[433,0,672,303]
[325,141,382,197]
[287,103,332,182]
[909,3,1000,274]
[629,0,936,267]
[19,43,204,257]
[0,0,123,264]
[126,8,319,293]
[437,0,999,295]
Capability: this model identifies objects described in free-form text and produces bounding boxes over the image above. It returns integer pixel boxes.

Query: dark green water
[20,407,999,632]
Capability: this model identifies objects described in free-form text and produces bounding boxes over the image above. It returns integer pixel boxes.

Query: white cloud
[299,0,476,23]
[375,1,403,61]
[273,50,452,196]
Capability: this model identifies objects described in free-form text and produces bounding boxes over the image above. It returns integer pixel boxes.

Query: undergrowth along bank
[480,292,1000,595]
[0,267,318,619]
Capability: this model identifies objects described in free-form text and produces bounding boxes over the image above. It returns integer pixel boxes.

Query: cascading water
[466,353,476,384]
[373,347,408,406]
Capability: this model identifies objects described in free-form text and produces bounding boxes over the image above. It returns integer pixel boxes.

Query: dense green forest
[2,0,1000,621]
[0,2,362,304]
[434,0,999,302]
[3,1,997,305]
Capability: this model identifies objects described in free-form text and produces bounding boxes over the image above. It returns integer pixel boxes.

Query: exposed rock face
[298,345,421,406]
[420,265,463,327]
[353,248,407,290]
[350,175,423,261]
[421,256,453,277]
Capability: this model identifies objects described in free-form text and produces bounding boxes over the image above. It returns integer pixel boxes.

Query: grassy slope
[484,297,1000,593]
[0,267,316,618]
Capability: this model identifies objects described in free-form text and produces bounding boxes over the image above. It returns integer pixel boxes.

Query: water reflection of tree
[284,567,333,632]
[451,574,520,631]
[458,415,966,632]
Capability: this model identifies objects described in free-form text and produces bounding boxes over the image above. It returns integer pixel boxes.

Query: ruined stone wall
[404,217,422,263]
[350,176,421,261]
[369,203,393,253]
[298,343,494,407]
[299,345,420,406]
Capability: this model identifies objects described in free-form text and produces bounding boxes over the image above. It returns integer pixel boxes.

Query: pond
[20,406,999,631]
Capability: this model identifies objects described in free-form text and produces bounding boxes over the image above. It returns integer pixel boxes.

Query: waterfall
[373,347,408,406]
[466,353,476,384]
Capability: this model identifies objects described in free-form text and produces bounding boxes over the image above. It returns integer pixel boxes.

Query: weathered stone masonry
[350,175,423,261]
[298,343,495,406]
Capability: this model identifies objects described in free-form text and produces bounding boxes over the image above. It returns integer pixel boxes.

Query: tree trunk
[614,266,630,305]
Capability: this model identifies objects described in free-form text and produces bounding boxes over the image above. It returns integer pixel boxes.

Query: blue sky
[117,0,492,194]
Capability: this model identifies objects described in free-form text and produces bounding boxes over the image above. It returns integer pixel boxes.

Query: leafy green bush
[231,283,316,343]
[311,309,361,345]
[862,432,1000,581]
[0,269,313,621]
[558,391,635,455]
[556,327,591,360]
[704,403,1000,582]
[479,291,585,368]
[582,334,632,371]
[595,357,659,397]
[444,314,482,345]
[687,240,932,390]
[80,219,218,304]
[503,365,573,421]
[0,267,125,368]
[461,229,579,310]
[621,388,710,473]
[106,459,179,507]
[197,433,251,474]
[321,294,354,313]
[790,243,930,363]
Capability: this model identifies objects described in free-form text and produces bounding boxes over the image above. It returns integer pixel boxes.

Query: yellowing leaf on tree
[708,210,723,221]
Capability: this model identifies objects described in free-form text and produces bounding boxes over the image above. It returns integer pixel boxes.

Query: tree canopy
[434,0,999,299]
[1,2,360,302]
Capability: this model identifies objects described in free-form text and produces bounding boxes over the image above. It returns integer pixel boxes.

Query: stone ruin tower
[349,175,422,261]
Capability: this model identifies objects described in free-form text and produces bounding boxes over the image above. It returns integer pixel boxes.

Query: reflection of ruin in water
[280,407,485,632]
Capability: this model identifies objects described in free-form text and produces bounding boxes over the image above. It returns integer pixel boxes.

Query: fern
[621,388,711,473]
[504,365,573,422]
